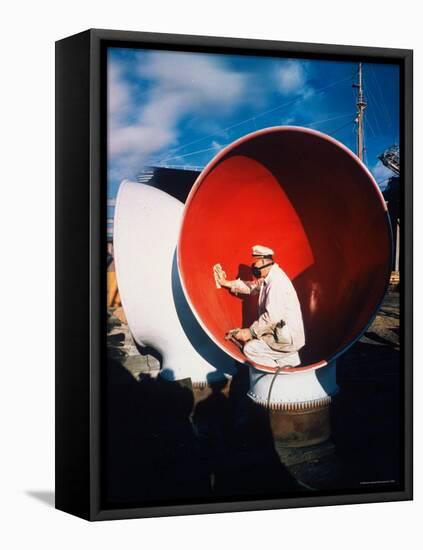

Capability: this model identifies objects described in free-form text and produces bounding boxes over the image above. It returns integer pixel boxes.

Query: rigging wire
[162,145,220,162]
[302,112,353,128]
[363,78,383,136]
[364,107,377,139]
[369,64,392,128]
[161,115,356,165]
[157,73,354,164]
[328,118,355,138]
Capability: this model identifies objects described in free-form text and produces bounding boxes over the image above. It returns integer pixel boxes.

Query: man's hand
[225,327,252,349]
[217,273,229,287]
[213,263,230,289]
[233,328,252,343]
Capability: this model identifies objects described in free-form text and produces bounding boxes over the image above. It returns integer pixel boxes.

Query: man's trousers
[243,338,301,368]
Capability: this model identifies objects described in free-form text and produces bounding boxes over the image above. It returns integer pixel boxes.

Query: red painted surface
[178,127,392,372]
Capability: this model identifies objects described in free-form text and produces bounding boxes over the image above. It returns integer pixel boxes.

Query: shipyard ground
[105,288,401,507]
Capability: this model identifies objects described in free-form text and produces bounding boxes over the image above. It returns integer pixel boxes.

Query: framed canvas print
[55,29,413,521]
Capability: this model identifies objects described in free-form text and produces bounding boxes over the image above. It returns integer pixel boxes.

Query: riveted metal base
[268,402,332,448]
[274,438,336,466]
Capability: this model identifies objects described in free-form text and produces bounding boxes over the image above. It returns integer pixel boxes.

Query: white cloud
[108,63,131,127]
[211,140,223,151]
[138,51,245,108]
[108,51,248,183]
[275,60,311,97]
[109,124,175,158]
[271,59,322,127]
[280,116,296,125]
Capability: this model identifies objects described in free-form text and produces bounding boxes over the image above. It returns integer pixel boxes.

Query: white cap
[252,245,274,258]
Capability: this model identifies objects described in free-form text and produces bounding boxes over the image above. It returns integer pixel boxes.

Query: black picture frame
[55,28,413,521]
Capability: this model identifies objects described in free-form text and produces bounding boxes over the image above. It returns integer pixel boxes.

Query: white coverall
[230,263,305,368]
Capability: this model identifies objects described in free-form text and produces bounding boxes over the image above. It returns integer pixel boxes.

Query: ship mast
[353,63,367,161]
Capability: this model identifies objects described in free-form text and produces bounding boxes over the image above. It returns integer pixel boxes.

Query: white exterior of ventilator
[113,179,338,407]
[113,180,237,386]
[248,362,338,410]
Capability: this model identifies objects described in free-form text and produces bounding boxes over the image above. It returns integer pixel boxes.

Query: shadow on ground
[288,290,402,491]
[104,289,402,505]
[104,359,304,507]
[26,491,55,508]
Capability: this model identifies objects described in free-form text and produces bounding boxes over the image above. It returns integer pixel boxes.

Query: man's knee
[243,339,257,359]
[243,339,278,368]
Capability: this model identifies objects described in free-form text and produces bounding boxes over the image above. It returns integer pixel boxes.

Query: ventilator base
[248,361,338,448]
[269,403,332,447]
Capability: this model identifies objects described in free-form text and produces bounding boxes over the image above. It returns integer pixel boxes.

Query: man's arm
[228,278,259,295]
[214,264,259,295]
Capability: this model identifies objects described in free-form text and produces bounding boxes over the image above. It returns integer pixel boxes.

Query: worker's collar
[263,263,278,285]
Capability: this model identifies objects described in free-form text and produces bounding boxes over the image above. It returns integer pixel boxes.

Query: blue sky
[108,47,400,199]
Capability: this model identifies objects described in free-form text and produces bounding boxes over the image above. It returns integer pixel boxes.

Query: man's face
[252,258,273,278]
[253,258,266,270]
